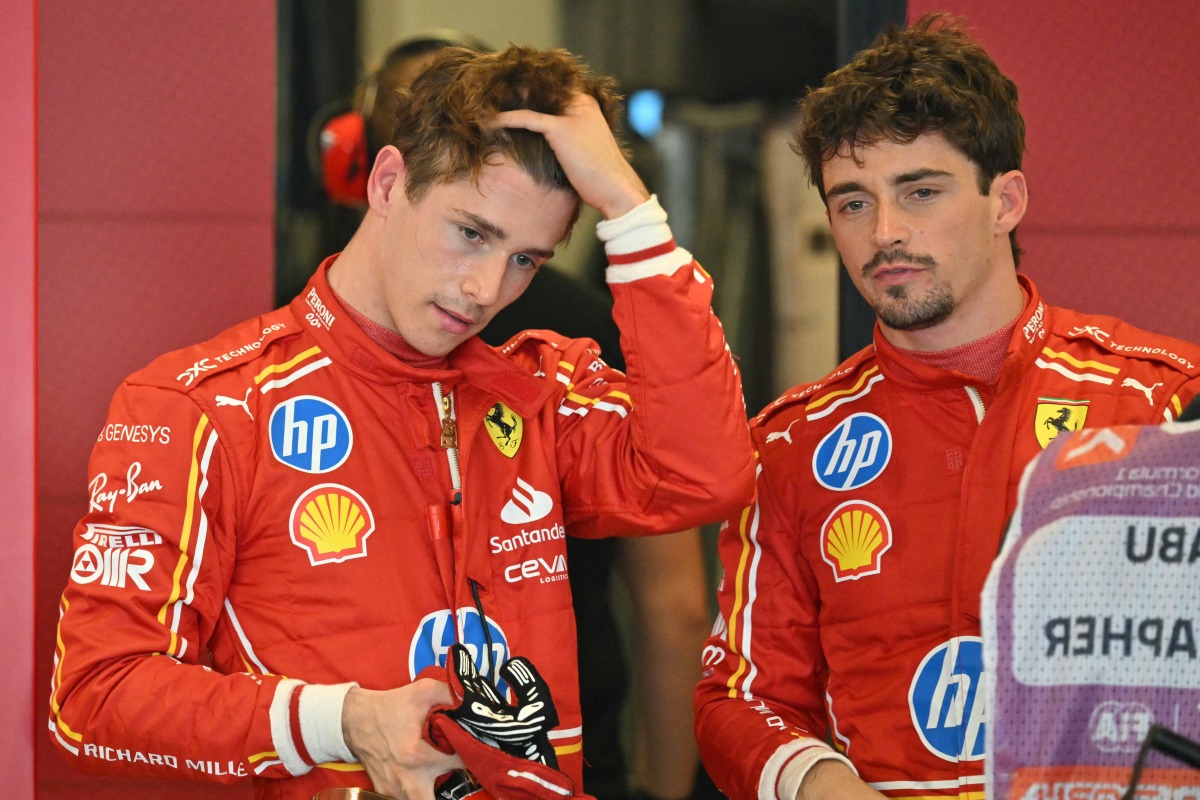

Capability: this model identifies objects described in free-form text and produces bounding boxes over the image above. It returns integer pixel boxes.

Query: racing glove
[427,643,591,800]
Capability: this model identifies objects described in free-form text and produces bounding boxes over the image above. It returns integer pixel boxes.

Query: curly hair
[794,13,1025,264]
[391,45,624,215]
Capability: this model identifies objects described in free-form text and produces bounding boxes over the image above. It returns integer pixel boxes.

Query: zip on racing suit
[695,275,1200,800]
[50,198,755,800]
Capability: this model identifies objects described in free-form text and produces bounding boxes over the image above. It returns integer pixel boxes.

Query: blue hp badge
[812,413,892,491]
[268,396,352,474]
[409,607,511,692]
[908,637,986,761]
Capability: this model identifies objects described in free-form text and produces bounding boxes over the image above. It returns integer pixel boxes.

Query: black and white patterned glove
[441,642,559,768]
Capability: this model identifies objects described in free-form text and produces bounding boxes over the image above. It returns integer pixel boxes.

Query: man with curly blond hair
[695,15,1200,800]
[49,45,754,800]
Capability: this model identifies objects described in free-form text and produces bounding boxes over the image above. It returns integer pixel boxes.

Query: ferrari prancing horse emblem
[485,402,523,458]
[1035,399,1089,449]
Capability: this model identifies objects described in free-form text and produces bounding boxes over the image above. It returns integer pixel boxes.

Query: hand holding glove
[426,643,592,800]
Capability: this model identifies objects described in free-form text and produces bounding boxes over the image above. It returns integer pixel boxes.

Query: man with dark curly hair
[48,45,754,800]
[695,14,1200,800]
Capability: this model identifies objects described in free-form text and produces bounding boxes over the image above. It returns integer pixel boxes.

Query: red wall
[36,2,274,797]
[907,1,1199,342]
[1,0,37,797]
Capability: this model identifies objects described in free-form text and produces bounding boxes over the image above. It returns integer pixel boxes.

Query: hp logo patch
[908,637,986,762]
[812,413,891,491]
[410,607,511,693]
[269,396,352,473]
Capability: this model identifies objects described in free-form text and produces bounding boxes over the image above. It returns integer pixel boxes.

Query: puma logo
[215,388,254,419]
[1120,377,1161,406]
[765,419,801,445]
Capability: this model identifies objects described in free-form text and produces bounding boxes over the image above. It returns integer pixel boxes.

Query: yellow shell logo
[1035,400,1089,449]
[289,483,376,565]
[484,402,523,458]
[820,500,892,582]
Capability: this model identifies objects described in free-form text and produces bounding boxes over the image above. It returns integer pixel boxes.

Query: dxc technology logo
[812,412,891,491]
[269,395,352,473]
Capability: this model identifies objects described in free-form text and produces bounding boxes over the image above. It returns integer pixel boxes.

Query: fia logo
[812,413,892,491]
[269,396,352,473]
[409,607,510,693]
[1088,701,1153,753]
[908,637,986,762]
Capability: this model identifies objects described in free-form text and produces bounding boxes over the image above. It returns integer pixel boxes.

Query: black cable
[1121,725,1200,800]
[469,578,500,686]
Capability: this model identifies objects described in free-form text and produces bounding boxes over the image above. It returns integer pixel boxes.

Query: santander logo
[500,477,554,524]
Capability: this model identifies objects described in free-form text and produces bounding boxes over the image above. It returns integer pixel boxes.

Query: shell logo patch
[1035,399,1089,449]
[289,483,375,565]
[820,500,893,581]
[484,402,523,458]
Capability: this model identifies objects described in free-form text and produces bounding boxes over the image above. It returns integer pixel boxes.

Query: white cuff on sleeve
[595,195,694,283]
[299,681,359,765]
[269,679,311,776]
[759,738,857,800]
[269,679,359,775]
[594,194,669,252]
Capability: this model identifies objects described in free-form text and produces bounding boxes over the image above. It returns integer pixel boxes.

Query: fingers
[489,93,601,134]
[449,644,504,708]
[501,657,559,730]
[345,682,466,799]
[488,93,648,220]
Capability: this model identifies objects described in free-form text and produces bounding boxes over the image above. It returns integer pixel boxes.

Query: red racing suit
[50,202,755,800]
[694,276,1200,800]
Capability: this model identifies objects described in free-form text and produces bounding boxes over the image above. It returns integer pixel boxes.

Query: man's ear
[366,145,407,216]
[992,169,1028,235]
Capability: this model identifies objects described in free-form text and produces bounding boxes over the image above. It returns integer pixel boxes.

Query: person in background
[320,32,717,800]
[49,44,753,800]
[694,13,1200,800]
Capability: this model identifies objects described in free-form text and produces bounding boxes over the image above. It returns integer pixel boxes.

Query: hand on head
[490,93,649,221]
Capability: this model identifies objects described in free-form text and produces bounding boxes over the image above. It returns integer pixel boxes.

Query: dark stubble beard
[862,249,953,331]
[875,282,955,331]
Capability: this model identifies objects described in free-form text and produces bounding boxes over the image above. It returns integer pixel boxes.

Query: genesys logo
[812,413,892,491]
[97,423,171,445]
[269,395,352,473]
[409,607,510,691]
[500,478,554,525]
[490,522,565,554]
[909,637,986,762]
